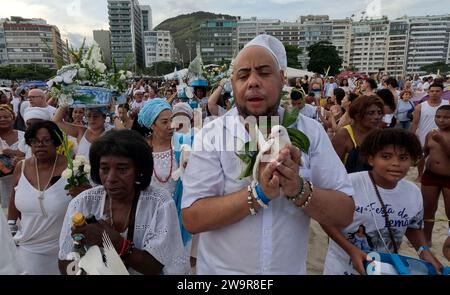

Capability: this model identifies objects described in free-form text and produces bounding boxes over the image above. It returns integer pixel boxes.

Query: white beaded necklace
[35,154,58,218]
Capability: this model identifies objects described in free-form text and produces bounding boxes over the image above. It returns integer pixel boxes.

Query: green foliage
[0,64,56,81]
[143,61,182,76]
[285,45,303,69]
[419,61,450,75]
[155,11,237,65]
[307,41,342,76]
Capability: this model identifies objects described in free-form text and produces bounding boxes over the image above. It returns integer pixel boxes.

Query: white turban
[243,34,287,71]
[23,107,52,123]
[172,102,193,120]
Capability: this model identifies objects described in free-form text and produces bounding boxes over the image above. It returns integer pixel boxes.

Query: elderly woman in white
[58,130,190,275]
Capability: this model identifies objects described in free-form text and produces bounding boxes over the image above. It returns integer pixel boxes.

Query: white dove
[77,232,129,275]
[252,125,291,183]
[171,144,192,181]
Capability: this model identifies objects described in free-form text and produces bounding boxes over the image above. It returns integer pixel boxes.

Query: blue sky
[0,0,448,47]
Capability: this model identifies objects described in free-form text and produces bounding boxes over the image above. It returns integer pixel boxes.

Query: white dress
[0,130,24,208]
[152,150,178,198]
[14,161,71,275]
[58,186,190,275]
[0,209,26,274]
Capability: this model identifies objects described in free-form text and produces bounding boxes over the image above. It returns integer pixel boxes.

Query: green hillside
[155,11,237,65]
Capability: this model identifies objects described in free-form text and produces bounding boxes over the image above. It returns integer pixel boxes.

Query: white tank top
[77,130,92,159]
[13,160,71,254]
[417,100,449,146]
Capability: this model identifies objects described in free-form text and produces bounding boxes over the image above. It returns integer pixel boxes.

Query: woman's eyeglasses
[30,139,54,146]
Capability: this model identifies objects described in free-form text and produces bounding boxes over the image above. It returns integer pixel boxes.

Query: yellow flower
[57,140,75,157]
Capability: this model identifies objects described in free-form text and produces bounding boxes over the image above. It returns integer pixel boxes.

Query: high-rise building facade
[349,18,389,75]
[143,30,176,67]
[93,30,112,67]
[1,17,65,69]
[0,20,8,65]
[385,19,409,77]
[108,0,144,70]
[140,5,153,31]
[236,17,281,50]
[200,19,238,63]
[406,15,450,75]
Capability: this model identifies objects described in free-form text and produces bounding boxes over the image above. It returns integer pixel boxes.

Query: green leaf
[282,107,300,128]
[287,128,310,154]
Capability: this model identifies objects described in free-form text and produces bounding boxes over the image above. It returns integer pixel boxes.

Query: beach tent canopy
[164,69,189,81]
[285,67,314,79]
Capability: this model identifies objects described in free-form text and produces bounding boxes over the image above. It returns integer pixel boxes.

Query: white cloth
[21,103,55,122]
[323,172,423,275]
[324,82,338,98]
[182,107,354,275]
[13,161,70,275]
[76,130,91,159]
[0,210,26,274]
[58,186,191,275]
[11,96,21,115]
[416,100,449,146]
[23,107,52,123]
[152,150,178,198]
[0,131,24,208]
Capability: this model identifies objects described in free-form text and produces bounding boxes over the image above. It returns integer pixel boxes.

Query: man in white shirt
[182,35,355,275]
[324,77,338,98]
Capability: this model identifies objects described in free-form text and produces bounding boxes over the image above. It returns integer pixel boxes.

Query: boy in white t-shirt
[322,128,443,275]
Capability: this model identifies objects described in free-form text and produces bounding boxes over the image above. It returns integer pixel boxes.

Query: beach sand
[306,167,449,274]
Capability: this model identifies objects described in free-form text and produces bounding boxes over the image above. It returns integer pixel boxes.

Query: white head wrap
[172,102,194,120]
[243,34,287,71]
[23,107,52,123]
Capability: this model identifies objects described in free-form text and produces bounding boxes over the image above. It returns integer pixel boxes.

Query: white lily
[126,71,133,79]
[119,74,126,81]
[83,164,91,174]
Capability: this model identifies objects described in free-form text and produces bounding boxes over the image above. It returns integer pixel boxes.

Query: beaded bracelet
[251,181,269,209]
[247,185,257,216]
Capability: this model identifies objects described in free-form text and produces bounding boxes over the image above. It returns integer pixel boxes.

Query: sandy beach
[307,167,449,274]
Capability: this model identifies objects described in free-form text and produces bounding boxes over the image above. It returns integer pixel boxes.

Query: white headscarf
[23,107,52,123]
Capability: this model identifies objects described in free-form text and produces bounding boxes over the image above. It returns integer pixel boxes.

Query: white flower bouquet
[57,130,90,190]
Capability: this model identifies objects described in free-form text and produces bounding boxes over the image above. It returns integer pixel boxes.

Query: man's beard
[236,96,281,120]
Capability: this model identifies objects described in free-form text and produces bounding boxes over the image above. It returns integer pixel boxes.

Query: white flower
[77,68,87,79]
[126,71,133,79]
[95,62,107,74]
[54,76,63,83]
[119,70,125,75]
[75,155,87,163]
[63,77,73,84]
[62,169,73,179]
[119,74,126,81]
[83,164,91,174]
[72,159,82,169]
[47,80,54,88]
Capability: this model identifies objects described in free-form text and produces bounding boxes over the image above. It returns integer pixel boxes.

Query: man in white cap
[182,35,354,274]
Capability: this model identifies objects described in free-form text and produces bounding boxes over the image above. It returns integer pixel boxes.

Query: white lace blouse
[58,185,190,275]
[151,150,178,197]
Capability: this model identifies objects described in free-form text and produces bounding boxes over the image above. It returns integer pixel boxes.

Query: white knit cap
[23,107,52,123]
[172,102,194,119]
[243,34,287,71]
